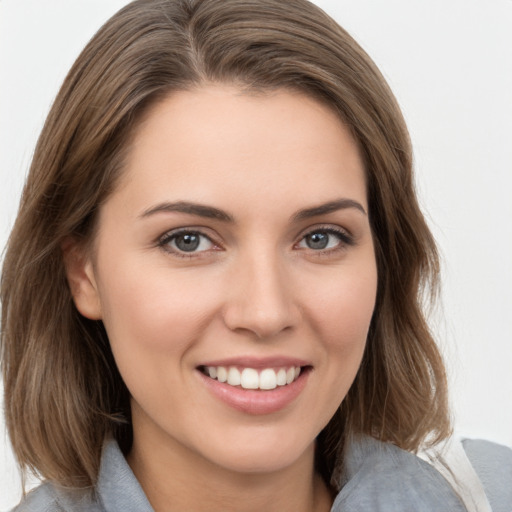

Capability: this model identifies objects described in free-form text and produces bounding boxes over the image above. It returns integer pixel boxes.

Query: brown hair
[1,0,450,490]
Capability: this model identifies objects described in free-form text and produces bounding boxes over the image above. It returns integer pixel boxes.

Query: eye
[159,230,215,254]
[297,228,353,251]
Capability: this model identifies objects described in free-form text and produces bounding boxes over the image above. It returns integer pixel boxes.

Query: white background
[1,0,511,509]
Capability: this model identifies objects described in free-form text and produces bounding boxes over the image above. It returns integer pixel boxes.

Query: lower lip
[197,369,310,415]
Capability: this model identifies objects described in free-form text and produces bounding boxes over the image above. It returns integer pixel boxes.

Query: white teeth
[217,366,227,383]
[227,367,241,386]
[203,365,303,390]
[240,368,259,389]
[259,369,277,390]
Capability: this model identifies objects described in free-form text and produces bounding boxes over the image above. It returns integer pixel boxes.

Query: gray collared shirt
[12,436,512,511]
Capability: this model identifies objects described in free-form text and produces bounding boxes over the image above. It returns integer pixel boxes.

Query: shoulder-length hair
[1,0,450,490]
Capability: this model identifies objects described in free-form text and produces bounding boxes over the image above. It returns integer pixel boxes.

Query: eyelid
[155,223,354,258]
[294,224,355,251]
[157,227,222,257]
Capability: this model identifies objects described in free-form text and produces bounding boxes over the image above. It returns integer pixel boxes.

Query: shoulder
[333,435,512,512]
[332,435,469,511]
[9,439,152,512]
[462,438,512,512]
[9,481,103,512]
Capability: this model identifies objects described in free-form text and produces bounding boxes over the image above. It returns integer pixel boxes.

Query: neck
[127,419,333,512]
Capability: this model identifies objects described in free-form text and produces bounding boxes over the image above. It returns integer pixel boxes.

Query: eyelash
[157,229,219,259]
[157,226,354,258]
[295,226,355,255]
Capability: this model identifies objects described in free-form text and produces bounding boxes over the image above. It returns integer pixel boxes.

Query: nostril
[222,307,298,340]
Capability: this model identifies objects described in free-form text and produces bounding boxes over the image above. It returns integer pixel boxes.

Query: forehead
[111,85,367,216]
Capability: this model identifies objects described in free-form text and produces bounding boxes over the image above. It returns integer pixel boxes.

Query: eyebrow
[139,198,366,223]
[292,198,367,221]
[139,201,234,222]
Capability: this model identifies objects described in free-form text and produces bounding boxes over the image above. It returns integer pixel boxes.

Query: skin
[66,85,378,512]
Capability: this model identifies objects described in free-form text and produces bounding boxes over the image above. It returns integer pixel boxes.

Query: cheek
[95,268,222,418]
[311,264,377,342]
[96,264,220,365]
[307,260,377,389]
[293,264,377,433]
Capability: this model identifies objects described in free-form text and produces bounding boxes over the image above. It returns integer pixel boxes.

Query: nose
[222,250,300,339]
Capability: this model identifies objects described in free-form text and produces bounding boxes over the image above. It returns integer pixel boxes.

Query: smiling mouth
[199,365,305,390]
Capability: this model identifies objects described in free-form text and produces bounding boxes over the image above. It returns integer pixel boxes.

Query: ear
[61,238,102,320]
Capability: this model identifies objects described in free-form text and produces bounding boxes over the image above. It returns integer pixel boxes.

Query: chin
[194,425,317,475]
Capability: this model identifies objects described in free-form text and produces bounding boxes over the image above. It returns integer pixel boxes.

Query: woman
[1,0,510,510]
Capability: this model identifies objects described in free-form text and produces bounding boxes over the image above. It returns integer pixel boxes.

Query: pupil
[176,234,200,252]
[307,232,328,250]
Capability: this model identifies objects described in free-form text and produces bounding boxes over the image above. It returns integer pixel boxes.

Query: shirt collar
[96,439,154,512]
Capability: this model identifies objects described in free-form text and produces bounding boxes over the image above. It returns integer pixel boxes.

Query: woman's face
[71,85,377,475]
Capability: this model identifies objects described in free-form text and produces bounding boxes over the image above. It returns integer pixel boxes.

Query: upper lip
[197,356,311,369]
